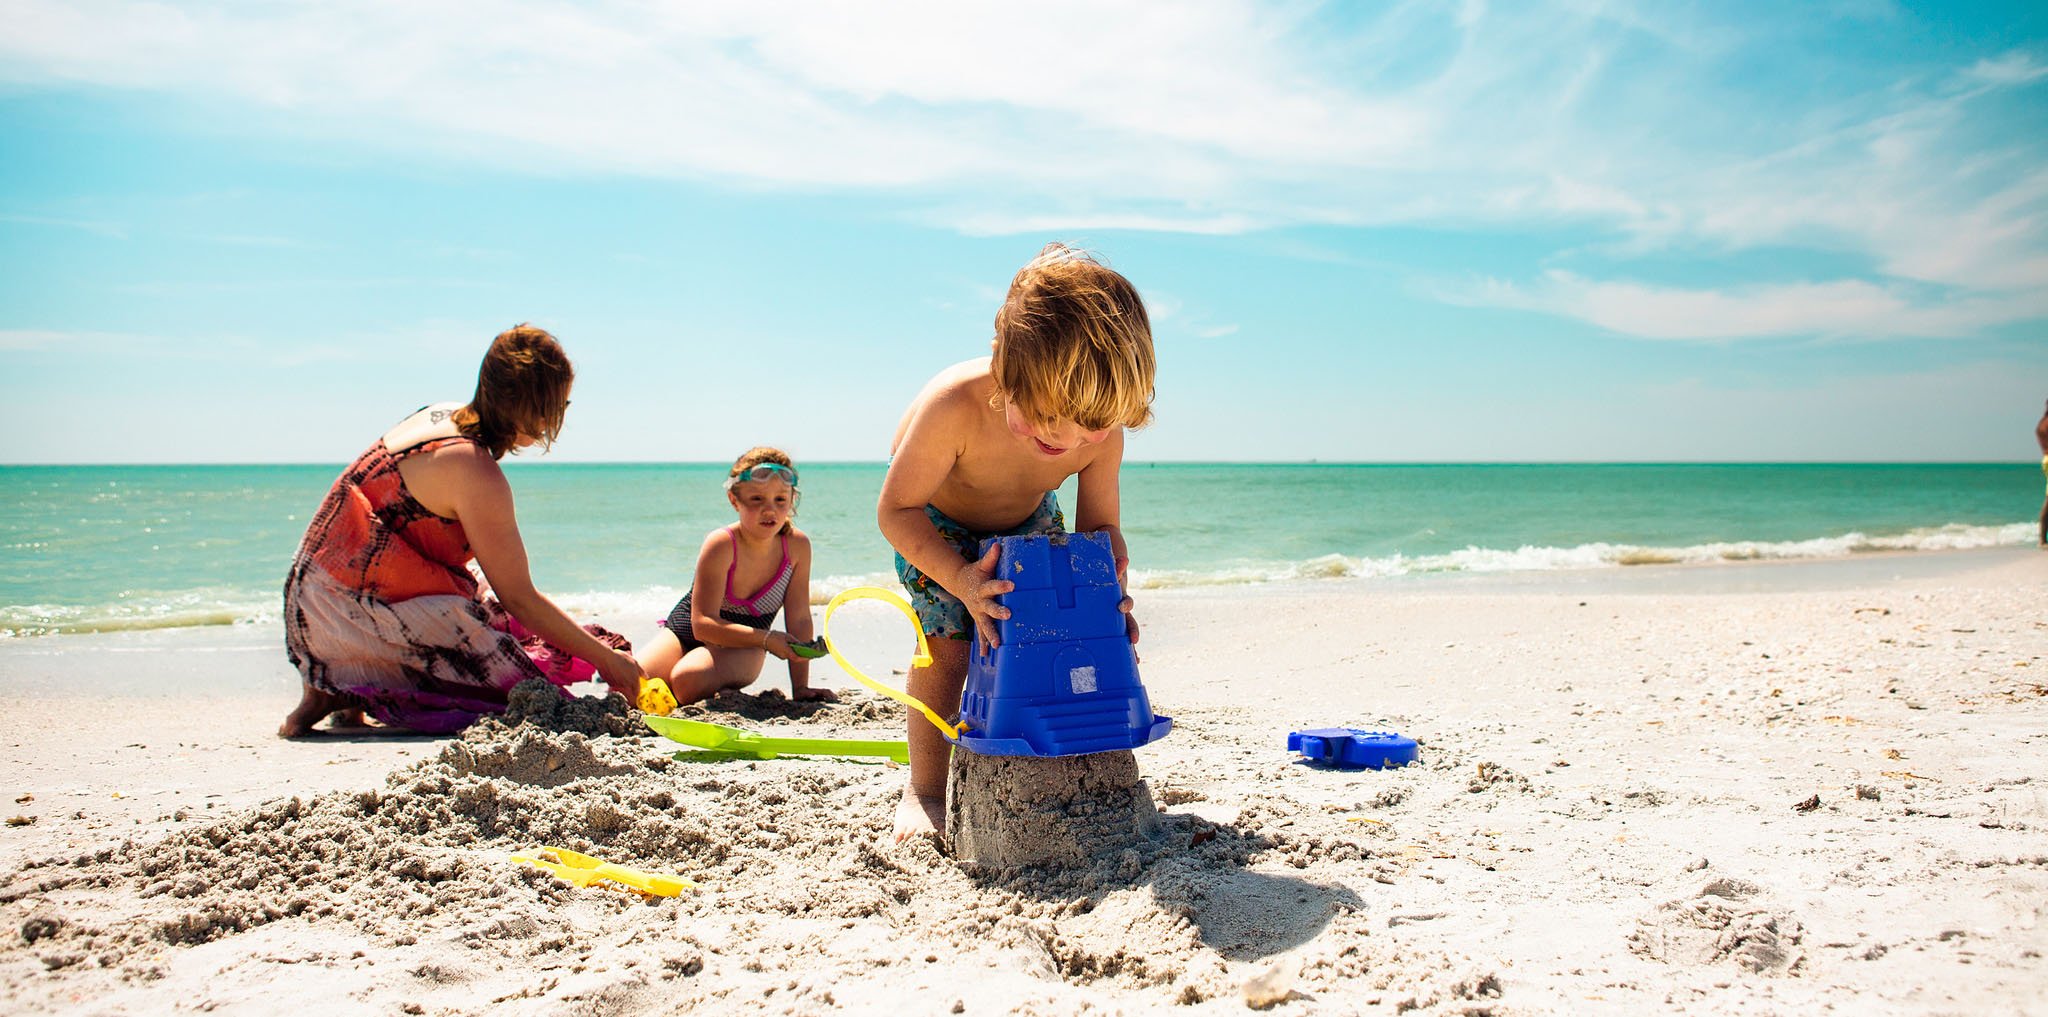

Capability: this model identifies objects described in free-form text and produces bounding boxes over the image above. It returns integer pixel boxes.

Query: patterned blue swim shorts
[894,492,1065,640]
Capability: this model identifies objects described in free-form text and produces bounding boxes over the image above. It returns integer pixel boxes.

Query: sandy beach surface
[2,547,2044,1015]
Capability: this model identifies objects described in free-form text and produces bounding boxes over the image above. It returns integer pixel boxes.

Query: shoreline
[3,542,2039,661]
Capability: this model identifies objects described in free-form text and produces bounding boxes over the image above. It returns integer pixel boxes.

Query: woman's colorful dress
[283,433,626,732]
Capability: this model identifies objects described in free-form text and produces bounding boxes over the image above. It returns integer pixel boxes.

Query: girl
[638,447,835,705]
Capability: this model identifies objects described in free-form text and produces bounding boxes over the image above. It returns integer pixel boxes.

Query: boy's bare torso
[891,358,1106,531]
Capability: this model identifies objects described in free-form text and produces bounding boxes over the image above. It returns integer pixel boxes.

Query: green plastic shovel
[643,715,910,764]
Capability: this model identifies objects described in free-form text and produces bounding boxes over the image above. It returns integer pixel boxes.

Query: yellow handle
[822,586,963,740]
[512,848,695,897]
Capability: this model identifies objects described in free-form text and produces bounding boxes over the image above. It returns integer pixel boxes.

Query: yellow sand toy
[510,846,694,897]
[637,676,680,715]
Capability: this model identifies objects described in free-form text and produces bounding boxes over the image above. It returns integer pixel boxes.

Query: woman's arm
[430,447,644,696]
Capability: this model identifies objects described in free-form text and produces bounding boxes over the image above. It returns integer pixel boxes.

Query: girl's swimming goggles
[723,462,798,490]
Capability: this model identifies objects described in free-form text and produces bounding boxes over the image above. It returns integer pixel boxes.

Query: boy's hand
[951,543,1014,648]
[1090,523,1141,651]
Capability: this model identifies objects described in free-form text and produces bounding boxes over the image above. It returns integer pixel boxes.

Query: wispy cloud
[0,320,483,365]
[1,212,128,239]
[1449,270,2048,341]
[200,233,315,249]
[0,328,155,352]
[1,1,2043,340]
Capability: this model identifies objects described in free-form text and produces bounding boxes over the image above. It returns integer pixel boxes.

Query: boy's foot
[892,789,947,843]
[278,684,347,738]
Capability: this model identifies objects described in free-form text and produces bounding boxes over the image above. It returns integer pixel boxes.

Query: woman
[280,324,641,736]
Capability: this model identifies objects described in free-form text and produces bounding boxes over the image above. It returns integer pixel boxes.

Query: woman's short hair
[453,324,574,459]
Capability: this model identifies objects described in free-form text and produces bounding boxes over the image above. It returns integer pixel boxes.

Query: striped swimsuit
[663,528,793,650]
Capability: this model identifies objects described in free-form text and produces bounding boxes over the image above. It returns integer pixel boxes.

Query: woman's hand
[762,630,795,661]
[950,544,1014,649]
[596,648,644,700]
[792,684,838,703]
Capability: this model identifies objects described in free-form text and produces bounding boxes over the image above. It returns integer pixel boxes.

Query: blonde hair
[991,243,1156,432]
[727,446,798,533]
[451,324,574,459]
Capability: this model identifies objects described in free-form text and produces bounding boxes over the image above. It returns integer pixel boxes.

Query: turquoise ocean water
[0,462,2036,637]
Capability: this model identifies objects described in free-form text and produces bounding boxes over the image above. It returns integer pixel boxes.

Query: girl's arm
[686,529,795,659]
[1073,429,1138,646]
[435,447,644,696]
[781,531,833,701]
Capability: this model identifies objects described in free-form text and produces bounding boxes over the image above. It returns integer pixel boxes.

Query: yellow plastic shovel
[510,846,694,897]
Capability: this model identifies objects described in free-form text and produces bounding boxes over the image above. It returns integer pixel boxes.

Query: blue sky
[1,0,2044,463]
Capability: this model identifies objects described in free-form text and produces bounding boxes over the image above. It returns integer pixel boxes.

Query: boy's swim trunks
[895,492,1065,640]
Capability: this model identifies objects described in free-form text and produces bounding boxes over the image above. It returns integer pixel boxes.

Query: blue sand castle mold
[955,532,1173,757]
[1287,728,1419,770]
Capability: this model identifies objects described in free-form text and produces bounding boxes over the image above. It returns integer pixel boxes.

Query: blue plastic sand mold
[955,532,1173,758]
[1288,728,1419,770]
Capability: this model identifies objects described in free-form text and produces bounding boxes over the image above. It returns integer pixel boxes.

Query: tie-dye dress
[282,432,628,732]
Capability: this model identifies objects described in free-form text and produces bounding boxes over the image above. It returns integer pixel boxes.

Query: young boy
[878,242,1157,842]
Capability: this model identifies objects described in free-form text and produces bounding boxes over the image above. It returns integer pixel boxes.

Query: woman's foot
[278,684,348,738]
[892,787,946,843]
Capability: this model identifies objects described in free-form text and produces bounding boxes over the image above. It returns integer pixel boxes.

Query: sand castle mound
[2,688,1510,1012]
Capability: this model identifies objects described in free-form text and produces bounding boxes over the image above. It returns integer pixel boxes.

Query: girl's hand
[950,544,1014,648]
[596,648,644,699]
[762,630,795,662]
[793,685,838,703]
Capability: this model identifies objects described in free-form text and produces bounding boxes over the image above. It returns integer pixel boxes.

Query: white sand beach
[2,548,2044,1015]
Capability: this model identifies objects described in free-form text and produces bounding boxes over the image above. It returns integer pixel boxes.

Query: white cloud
[1961,51,2048,87]
[0,329,154,352]
[1,212,128,239]
[0,320,483,364]
[1,1,2043,340]
[1453,270,2048,340]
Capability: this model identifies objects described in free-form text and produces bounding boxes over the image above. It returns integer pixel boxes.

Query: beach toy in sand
[643,715,910,763]
[1287,728,1418,770]
[953,532,1172,758]
[820,586,964,739]
[511,846,694,896]
[637,676,679,716]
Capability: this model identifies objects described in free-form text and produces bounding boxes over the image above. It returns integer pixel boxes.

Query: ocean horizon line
[0,458,2032,469]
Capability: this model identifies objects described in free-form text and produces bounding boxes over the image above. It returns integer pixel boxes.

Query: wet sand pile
[946,749,1161,868]
[0,686,1512,1013]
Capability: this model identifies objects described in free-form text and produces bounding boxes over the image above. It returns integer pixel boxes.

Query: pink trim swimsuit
[662,528,793,650]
